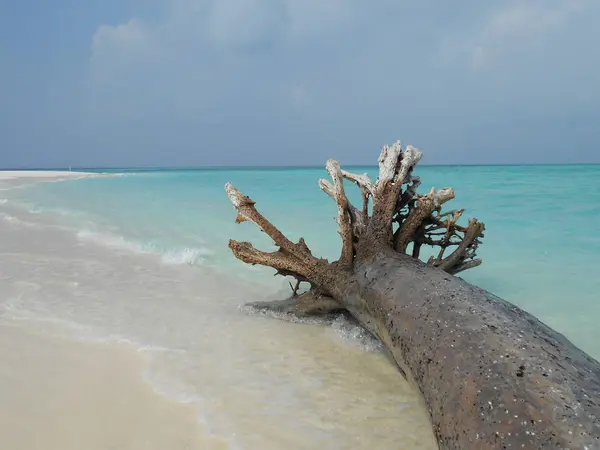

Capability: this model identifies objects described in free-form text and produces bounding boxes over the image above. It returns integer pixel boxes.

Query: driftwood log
[225,141,600,449]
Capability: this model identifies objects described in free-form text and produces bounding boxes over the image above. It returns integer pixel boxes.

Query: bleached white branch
[377,140,403,184]
[395,145,423,185]
[320,178,368,237]
[325,159,354,267]
[341,170,375,197]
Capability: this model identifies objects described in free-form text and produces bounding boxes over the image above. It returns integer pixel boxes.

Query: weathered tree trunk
[225,141,600,449]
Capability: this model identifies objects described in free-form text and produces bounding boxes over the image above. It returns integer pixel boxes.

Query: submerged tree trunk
[225,141,600,449]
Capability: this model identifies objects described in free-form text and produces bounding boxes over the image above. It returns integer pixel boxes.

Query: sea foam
[76,229,212,266]
[77,229,152,253]
[0,213,35,227]
[161,247,213,265]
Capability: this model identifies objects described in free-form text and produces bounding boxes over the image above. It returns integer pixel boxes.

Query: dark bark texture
[225,140,600,449]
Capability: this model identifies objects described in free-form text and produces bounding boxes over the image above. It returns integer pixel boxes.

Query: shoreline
[0,179,438,449]
[0,172,229,449]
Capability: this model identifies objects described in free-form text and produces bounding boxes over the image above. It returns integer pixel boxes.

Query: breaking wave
[161,247,212,265]
[1,213,35,227]
[76,229,212,266]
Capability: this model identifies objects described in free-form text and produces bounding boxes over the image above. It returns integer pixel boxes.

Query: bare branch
[274,269,308,281]
[436,219,485,273]
[360,190,369,217]
[246,290,343,317]
[397,176,421,212]
[325,159,354,267]
[446,259,482,275]
[318,178,335,199]
[396,145,422,185]
[341,170,375,197]
[430,209,465,262]
[377,140,403,184]
[438,209,461,220]
[433,188,456,206]
[319,178,367,237]
[228,240,313,279]
[289,279,302,296]
[370,142,423,242]
[341,169,374,217]
[226,183,343,295]
[227,139,486,288]
[394,187,455,253]
[226,183,309,261]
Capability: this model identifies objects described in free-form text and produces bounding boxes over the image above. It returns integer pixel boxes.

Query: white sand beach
[0,171,226,450]
[0,324,227,450]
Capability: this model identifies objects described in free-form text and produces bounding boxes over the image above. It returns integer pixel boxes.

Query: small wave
[77,229,152,253]
[1,214,19,223]
[112,172,134,177]
[329,315,382,352]
[27,204,79,217]
[137,345,188,354]
[161,247,212,265]
[77,229,212,266]
[0,213,34,227]
[240,303,382,352]
[240,303,334,325]
[0,199,7,205]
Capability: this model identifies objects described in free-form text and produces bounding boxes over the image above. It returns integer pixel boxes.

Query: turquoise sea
[1,164,599,448]
[9,165,600,351]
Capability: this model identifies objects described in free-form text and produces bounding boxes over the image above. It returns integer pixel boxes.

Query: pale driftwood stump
[225,141,600,450]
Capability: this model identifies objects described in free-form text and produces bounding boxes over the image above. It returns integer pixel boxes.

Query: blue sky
[1,0,599,168]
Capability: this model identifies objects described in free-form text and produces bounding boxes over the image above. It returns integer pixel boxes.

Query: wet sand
[0,324,228,450]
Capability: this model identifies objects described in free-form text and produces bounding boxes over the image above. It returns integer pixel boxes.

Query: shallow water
[1,165,599,448]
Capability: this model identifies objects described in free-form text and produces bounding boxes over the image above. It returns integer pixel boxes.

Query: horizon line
[2,162,600,171]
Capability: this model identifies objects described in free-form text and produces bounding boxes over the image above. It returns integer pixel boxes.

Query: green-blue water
[7,165,600,356]
[1,164,599,448]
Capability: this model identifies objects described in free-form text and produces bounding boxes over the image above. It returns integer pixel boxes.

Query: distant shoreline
[0,170,98,180]
[0,171,113,185]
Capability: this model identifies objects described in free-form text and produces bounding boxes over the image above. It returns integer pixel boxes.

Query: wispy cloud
[89,0,362,64]
[90,19,153,83]
[438,0,590,71]
[3,0,599,168]
[85,0,373,119]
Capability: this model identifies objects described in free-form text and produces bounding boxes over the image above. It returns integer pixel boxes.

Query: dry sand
[0,324,228,450]
[0,170,97,180]
[0,171,110,190]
